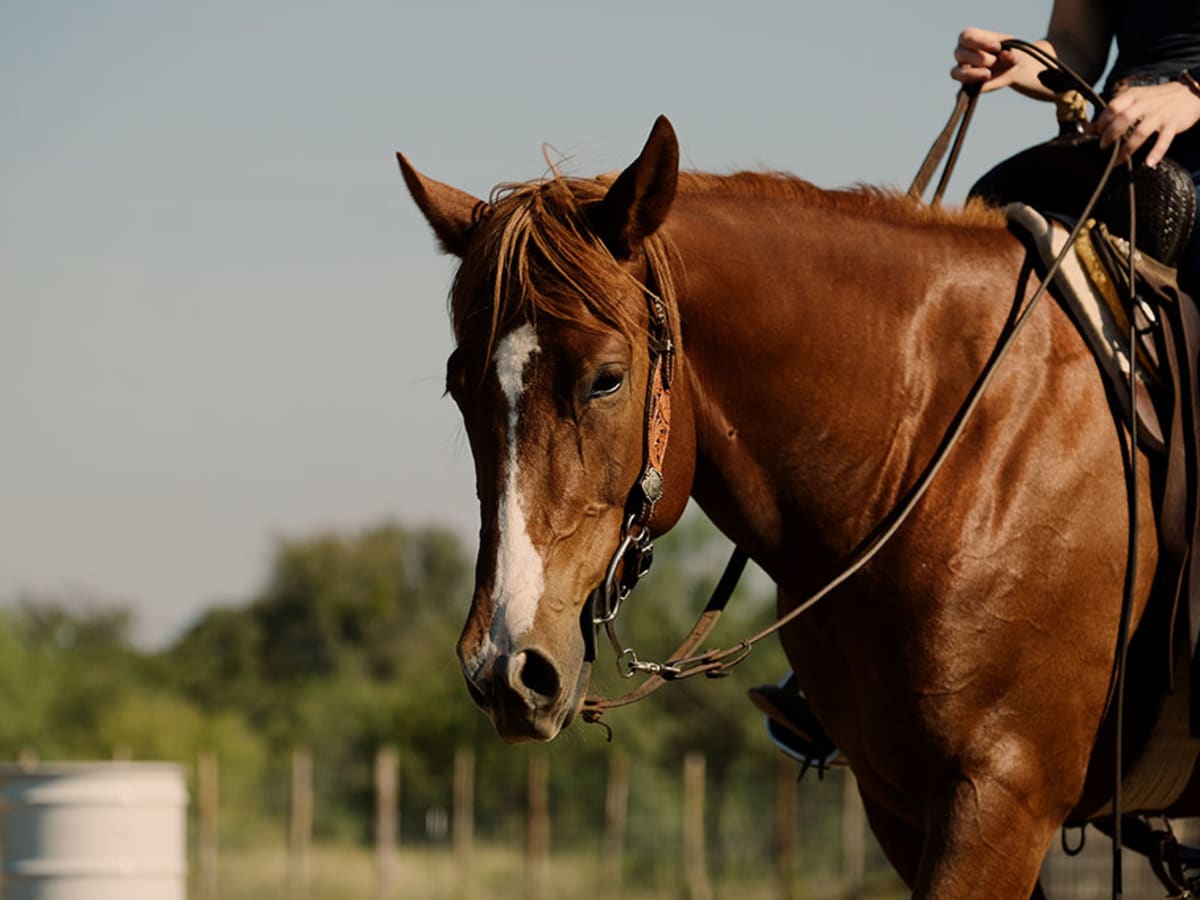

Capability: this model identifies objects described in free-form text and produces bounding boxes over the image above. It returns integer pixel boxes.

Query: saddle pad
[1006,202,1166,453]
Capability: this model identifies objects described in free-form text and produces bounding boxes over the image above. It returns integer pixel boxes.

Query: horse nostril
[517,650,561,700]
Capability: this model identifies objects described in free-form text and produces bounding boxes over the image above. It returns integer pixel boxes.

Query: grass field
[212,841,909,900]
[208,834,1195,900]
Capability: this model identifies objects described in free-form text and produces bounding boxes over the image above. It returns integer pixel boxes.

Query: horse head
[399,117,695,742]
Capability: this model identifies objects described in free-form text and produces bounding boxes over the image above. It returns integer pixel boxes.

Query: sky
[2,0,1066,646]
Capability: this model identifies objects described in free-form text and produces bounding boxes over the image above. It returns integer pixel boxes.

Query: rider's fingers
[1145,128,1175,168]
[1095,106,1135,149]
[951,64,994,84]
[1115,118,1151,165]
[954,46,999,70]
[957,27,1006,54]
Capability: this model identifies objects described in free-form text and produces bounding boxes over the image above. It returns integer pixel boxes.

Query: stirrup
[1148,822,1200,899]
[749,676,840,776]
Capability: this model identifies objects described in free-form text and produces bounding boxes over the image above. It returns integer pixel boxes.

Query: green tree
[249,522,470,686]
[0,599,146,757]
[159,521,481,835]
[0,608,63,755]
[163,605,264,712]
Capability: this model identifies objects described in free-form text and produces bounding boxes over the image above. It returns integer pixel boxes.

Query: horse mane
[450,169,1002,357]
[671,170,1004,228]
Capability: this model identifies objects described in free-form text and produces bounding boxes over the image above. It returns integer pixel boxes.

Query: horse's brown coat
[400,116,1170,898]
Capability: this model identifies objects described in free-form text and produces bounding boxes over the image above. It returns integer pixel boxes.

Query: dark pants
[1171,137,1200,296]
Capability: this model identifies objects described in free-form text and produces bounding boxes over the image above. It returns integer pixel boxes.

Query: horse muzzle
[461,647,588,743]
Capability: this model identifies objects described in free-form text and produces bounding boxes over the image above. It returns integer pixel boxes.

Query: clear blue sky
[2,0,1067,645]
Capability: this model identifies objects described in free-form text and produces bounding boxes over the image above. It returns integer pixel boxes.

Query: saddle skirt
[1006,202,1168,453]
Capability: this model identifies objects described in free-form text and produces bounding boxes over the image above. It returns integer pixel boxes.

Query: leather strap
[908,84,980,206]
[581,547,748,723]
[635,332,672,520]
[631,294,674,522]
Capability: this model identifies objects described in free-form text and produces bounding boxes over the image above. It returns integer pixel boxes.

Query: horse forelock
[450,176,676,365]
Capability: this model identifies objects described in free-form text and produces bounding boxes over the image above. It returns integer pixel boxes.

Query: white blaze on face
[491,323,545,643]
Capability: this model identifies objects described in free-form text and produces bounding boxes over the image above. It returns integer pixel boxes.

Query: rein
[987,40,1142,900]
[584,60,1142,891]
[907,81,981,207]
[583,152,1118,720]
[582,38,1147,900]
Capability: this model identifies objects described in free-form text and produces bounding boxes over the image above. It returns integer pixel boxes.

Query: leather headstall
[588,292,675,630]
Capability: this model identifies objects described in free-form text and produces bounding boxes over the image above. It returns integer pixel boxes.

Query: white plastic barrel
[0,762,187,900]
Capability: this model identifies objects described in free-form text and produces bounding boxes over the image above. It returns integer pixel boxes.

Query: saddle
[1007,205,1168,452]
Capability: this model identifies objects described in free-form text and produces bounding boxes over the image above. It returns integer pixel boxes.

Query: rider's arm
[1042,0,1199,166]
[953,0,1114,100]
[1045,0,1115,86]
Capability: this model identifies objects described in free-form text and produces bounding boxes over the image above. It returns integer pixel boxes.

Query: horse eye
[588,369,624,399]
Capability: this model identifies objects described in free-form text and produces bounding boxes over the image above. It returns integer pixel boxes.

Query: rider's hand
[952,28,1019,92]
[1094,81,1200,167]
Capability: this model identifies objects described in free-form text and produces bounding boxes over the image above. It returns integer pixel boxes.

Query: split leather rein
[583,39,1149,900]
[583,40,1140,735]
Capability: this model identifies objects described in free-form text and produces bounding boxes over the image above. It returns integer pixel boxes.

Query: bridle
[588,292,675,629]
[580,273,753,721]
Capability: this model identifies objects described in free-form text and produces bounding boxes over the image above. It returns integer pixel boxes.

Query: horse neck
[662,189,1017,582]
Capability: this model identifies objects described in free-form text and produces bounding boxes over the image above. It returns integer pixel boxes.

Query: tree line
[1,512,843,879]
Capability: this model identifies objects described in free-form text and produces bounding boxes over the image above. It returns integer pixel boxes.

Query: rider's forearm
[1007,39,1059,102]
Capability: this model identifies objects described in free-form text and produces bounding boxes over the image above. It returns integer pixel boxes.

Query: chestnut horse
[399,116,1178,897]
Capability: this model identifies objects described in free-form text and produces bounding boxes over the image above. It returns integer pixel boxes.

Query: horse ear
[396,152,488,257]
[593,115,679,258]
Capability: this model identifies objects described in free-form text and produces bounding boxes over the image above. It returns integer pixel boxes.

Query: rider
[954,0,1200,291]
[752,0,1200,765]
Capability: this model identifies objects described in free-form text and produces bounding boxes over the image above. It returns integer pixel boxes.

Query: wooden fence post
[604,749,630,895]
[197,751,219,900]
[454,747,475,900]
[527,751,550,900]
[682,752,712,900]
[773,755,797,900]
[842,767,865,899]
[289,747,313,900]
[375,746,398,900]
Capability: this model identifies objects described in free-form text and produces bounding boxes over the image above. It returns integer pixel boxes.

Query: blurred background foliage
[0,508,823,874]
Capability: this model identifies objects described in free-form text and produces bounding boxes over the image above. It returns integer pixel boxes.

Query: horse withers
[399,116,1187,898]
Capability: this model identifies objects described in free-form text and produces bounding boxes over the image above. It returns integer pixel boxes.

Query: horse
[398,115,1193,898]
